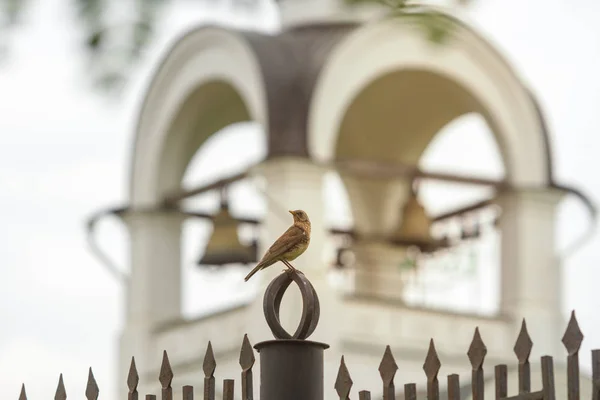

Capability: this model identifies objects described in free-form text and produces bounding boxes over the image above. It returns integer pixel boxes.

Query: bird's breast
[285,239,309,260]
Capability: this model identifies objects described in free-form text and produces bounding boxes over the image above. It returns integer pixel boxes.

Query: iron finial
[203,341,216,378]
[239,334,255,371]
[54,374,67,400]
[379,345,398,385]
[19,384,27,400]
[514,319,533,363]
[263,271,320,340]
[128,357,140,393]
[86,367,99,400]
[335,356,353,400]
[563,310,584,356]
[423,339,441,379]
[159,350,174,389]
[467,327,487,369]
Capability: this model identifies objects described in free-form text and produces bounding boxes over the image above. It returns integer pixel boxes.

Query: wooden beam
[333,159,506,187]
[162,171,249,206]
[163,159,506,206]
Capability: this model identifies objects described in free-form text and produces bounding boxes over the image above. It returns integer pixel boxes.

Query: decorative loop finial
[263,271,320,340]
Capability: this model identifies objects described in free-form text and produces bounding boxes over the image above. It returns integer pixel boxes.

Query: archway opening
[152,80,254,201]
[151,79,265,319]
[333,69,507,314]
[414,113,504,315]
[335,69,498,164]
[323,170,354,290]
[180,121,266,319]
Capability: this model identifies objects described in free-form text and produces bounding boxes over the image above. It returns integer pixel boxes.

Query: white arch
[308,13,552,187]
[130,26,268,207]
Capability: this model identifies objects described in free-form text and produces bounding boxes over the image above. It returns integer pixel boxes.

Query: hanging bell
[333,247,348,269]
[391,185,435,251]
[197,194,258,267]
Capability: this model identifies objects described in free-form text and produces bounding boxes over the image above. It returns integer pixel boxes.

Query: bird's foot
[282,260,305,277]
[282,269,304,278]
[282,260,296,271]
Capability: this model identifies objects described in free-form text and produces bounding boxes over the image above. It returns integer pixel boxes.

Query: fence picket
[12,309,600,400]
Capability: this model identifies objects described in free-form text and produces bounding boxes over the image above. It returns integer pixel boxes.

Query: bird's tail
[244,262,265,282]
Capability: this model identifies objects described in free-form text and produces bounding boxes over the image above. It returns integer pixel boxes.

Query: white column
[497,188,565,358]
[246,157,335,343]
[342,175,414,300]
[117,209,186,397]
[122,210,184,326]
[351,241,412,300]
[342,175,410,237]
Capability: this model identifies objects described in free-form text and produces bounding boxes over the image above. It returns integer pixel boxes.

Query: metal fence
[15,272,600,400]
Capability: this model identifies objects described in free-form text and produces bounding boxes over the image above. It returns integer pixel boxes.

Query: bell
[333,247,348,269]
[197,194,257,267]
[392,185,435,251]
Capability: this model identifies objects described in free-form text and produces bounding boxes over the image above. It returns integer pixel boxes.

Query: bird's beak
[288,210,294,215]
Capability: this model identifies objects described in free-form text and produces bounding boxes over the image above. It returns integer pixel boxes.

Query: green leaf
[344,0,409,8]
[86,29,104,51]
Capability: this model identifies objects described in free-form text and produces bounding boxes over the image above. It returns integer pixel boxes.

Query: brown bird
[244,209,311,282]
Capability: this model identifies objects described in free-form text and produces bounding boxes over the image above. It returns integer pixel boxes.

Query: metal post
[255,271,329,400]
[255,339,328,400]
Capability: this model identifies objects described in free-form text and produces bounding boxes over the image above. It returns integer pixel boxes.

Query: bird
[244,209,311,282]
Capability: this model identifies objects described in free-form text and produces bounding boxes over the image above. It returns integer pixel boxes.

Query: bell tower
[111,0,594,396]
[277,0,384,27]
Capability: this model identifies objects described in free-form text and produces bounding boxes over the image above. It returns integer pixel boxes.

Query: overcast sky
[1,0,600,399]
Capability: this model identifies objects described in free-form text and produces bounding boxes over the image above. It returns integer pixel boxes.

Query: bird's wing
[264,225,305,260]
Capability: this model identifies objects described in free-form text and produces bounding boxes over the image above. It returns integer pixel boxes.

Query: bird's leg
[281,260,304,276]
[282,259,297,273]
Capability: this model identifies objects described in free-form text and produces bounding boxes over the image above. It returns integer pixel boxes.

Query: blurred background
[1,0,599,399]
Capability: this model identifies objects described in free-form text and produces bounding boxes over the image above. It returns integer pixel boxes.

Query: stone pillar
[342,175,415,300]
[497,188,565,358]
[117,209,186,397]
[351,241,414,300]
[342,175,410,237]
[246,157,334,342]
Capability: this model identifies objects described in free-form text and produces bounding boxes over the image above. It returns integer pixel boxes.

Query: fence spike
[423,339,440,400]
[468,328,487,400]
[86,367,99,400]
[203,342,216,377]
[222,379,234,400]
[379,345,398,400]
[128,356,140,400]
[591,350,600,400]
[160,350,174,388]
[239,334,255,371]
[513,319,532,393]
[239,334,255,400]
[160,350,174,400]
[54,374,67,400]
[468,327,487,369]
[563,310,584,355]
[182,385,194,400]
[19,384,27,400]
[335,356,353,400]
[563,310,583,400]
[146,395,156,400]
[359,390,371,400]
[514,319,533,362]
[203,342,216,400]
